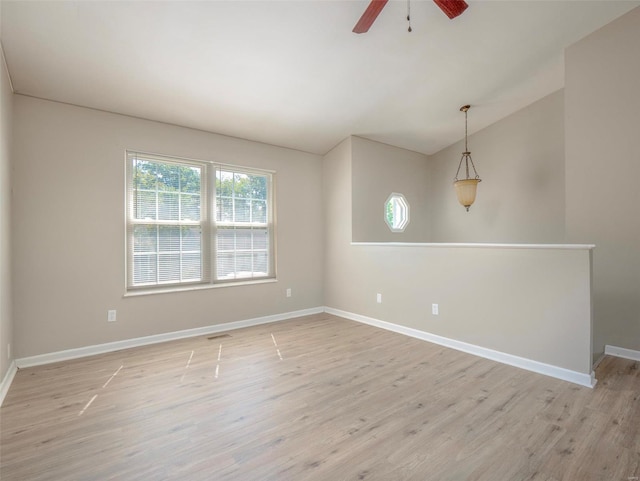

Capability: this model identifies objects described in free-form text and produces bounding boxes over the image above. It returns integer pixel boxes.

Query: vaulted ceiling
[1,1,637,155]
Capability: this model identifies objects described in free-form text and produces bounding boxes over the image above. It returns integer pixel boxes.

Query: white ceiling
[1,0,638,155]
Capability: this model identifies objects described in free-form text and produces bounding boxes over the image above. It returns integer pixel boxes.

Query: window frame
[125,151,276,294]
[212,164,276,285]
[384,193,410,233]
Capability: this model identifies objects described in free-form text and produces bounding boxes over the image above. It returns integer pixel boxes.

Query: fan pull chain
[407,0,412,32]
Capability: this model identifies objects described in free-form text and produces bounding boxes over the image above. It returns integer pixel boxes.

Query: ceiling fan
[353,0,468,34]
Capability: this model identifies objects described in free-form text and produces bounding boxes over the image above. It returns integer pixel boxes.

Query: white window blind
[126,152,274,292]
[215,167,271,280]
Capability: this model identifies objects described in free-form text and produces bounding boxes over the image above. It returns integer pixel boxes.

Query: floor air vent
[207,334,231,340]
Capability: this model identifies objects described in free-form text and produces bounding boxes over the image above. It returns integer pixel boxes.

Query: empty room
[1,1,639,480]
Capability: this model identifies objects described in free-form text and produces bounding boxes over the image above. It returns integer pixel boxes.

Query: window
[385,193,409,232]
[215,167,270,280]
[126,152,274,292]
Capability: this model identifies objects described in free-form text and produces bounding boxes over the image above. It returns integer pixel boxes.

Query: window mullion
[155,224,160,285]
[179,225,183,282]
[233,225,238,280]
[206,165,216,284]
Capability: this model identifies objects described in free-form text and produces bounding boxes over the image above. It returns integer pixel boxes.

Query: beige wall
[12,95,324,358]
[350,91,565,246]
[0,39,14,380]
[430,90,565,243]
[565,6,640,357]
[324,135,593,375]
[351,136,431,242]
[323,137,353,309]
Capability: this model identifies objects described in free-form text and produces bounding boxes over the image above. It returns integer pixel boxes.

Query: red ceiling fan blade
[353,0,389,34]
[433,0,468,19]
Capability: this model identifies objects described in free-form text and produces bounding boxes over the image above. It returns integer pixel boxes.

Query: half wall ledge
[351,242,596,250]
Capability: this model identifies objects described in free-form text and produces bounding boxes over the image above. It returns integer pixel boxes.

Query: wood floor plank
[1,313,639,481]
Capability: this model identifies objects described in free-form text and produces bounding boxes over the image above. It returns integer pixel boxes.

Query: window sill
[124,278,277,298]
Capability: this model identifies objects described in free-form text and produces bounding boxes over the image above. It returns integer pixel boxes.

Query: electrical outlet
[377,293,382,304]
[107,310,117,322]
[7,343,10,360]
[286,288,292,298]
[432,304,439,315]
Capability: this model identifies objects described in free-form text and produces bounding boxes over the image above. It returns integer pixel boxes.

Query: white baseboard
[0,360,17,406]
[16,307,324,369]
[605,345,640,362]
[325,307,597,388]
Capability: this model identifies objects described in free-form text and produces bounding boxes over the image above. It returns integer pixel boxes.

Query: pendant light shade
[454,105,481,211]
[454,178,480,210]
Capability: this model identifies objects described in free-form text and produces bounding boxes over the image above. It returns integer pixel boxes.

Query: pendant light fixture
[454,105,481,211]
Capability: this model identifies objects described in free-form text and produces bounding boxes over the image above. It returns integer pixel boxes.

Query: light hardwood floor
[1,313,639,480]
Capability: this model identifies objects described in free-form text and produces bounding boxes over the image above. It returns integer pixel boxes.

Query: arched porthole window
[385,193,409,232]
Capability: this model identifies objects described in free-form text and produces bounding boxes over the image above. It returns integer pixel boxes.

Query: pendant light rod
[460,104,470,153]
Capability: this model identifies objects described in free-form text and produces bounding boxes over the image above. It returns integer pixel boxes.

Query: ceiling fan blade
[433,0,468,19]
[353,0,389,34]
